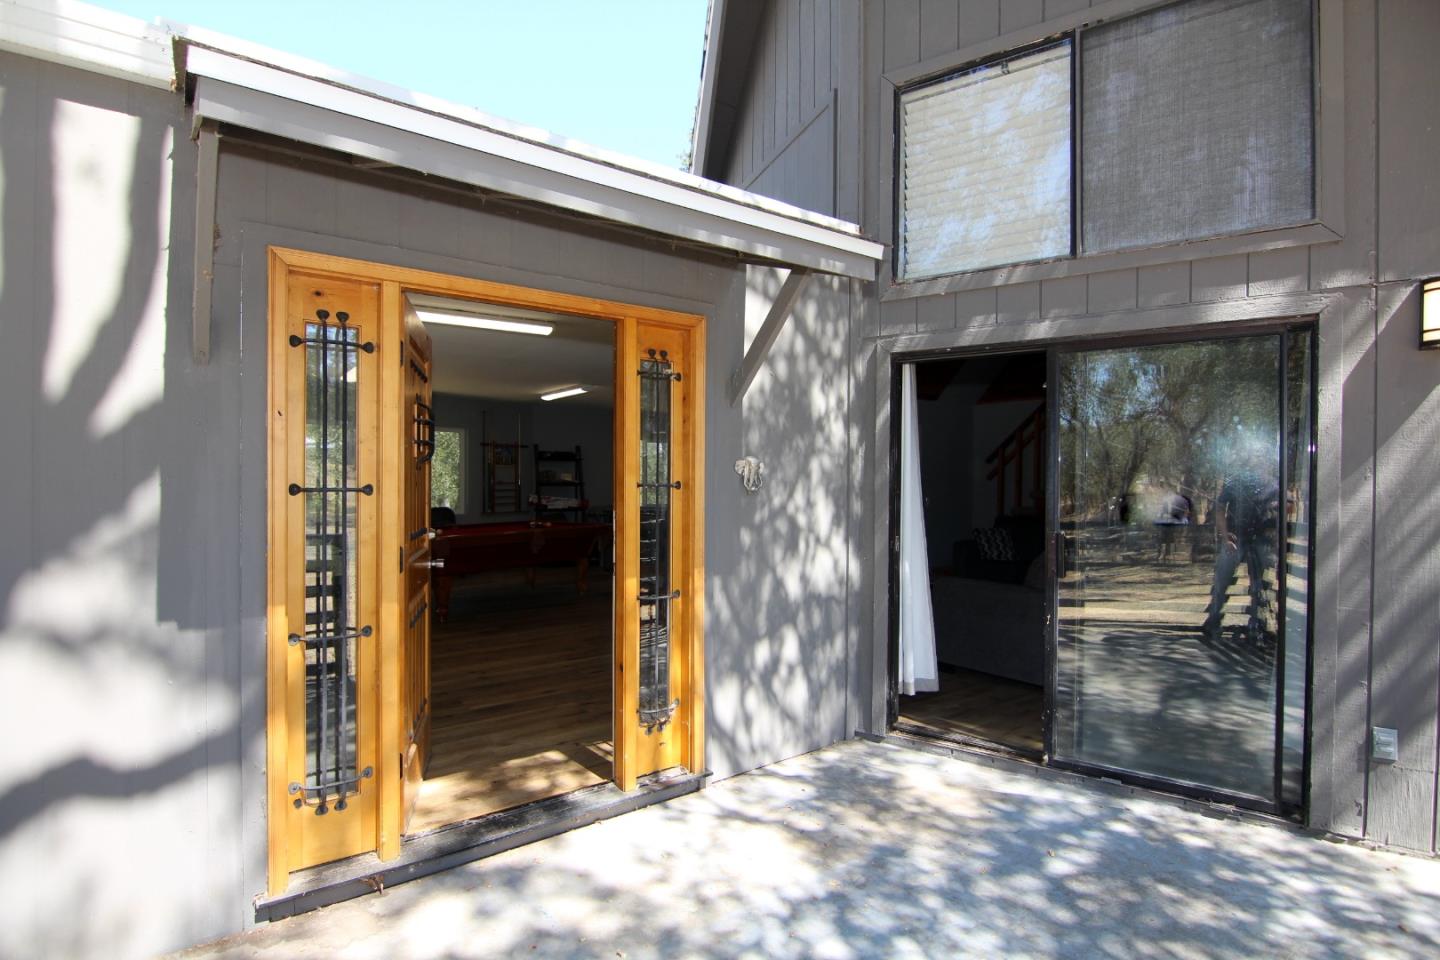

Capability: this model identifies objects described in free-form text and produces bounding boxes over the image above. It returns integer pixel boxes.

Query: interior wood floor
[407,567,613,835]
[899,667,1044,754]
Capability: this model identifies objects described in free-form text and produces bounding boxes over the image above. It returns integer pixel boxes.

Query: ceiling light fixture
[413,307,553,336]
[541,386,588,401]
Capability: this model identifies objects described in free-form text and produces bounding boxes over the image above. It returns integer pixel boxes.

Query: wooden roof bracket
[191,117,220,365]
[727,268,810,406]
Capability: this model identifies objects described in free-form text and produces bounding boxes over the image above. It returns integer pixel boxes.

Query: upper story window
[896,0,1315,281]
[898,40,1073,280]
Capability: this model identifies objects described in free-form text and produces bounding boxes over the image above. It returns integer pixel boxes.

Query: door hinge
[399,547,404,573]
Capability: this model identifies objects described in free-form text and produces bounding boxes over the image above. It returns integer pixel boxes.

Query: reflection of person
[1202,465,1279,645]
[1154,491,1193,563]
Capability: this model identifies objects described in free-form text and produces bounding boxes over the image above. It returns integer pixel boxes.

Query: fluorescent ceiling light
[541,386,588,401]
[414,307,553,336]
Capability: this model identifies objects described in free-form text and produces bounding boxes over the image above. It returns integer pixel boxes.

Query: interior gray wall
[917,385,974,567]
[708,0,1440,853]
[430,392,614,522]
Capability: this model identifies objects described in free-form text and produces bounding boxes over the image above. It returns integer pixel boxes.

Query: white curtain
[898,364,939,695]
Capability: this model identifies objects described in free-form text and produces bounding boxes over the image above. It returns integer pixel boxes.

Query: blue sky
[87,0,710,169]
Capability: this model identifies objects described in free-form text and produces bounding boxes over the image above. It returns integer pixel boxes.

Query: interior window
[431,427,464,514]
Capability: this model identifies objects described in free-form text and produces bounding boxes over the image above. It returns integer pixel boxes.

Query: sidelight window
[293,313,373,813]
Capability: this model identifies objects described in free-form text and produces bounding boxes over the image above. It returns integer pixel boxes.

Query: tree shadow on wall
[0,57,260,959]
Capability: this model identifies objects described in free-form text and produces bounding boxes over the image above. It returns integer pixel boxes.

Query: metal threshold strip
[255,768,708,923]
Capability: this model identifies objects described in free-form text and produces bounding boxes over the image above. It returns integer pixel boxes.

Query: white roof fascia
[177,39,882,276]
[172,24,858,236]
[194,75,874,279]
[0,0,173,89]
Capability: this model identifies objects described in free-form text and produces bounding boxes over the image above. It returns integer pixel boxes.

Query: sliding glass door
[1053,330,1313,810]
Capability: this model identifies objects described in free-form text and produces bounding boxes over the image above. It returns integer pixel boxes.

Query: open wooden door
[614,318,704,789]
[399,301,435,832]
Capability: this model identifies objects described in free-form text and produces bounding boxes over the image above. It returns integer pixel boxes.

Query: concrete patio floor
[172,740,1440,960]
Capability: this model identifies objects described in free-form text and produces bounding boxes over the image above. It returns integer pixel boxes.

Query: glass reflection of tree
[1062,338,1279,527]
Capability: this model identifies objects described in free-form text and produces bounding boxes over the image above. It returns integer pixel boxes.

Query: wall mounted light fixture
[1423,279,1440,350]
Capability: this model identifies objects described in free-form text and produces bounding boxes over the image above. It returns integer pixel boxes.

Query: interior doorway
[895,352,1049,755]
[404,296,618,834]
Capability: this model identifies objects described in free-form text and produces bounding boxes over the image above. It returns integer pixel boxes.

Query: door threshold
[889,721,1044,763]
[255,768,707,923]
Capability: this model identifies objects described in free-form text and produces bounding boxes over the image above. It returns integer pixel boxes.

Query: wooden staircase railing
[985,403,1045,516]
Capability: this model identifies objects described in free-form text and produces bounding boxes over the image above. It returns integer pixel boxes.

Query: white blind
[898,42,1072,280]
[1081,0,1314,253]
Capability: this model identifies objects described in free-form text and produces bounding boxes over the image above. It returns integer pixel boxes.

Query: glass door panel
[1055,331,1312,807]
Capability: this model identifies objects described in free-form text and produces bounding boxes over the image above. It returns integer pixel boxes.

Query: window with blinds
[897,41,1073,280]
[894,0,1315,281]
[1081,0,1314,253]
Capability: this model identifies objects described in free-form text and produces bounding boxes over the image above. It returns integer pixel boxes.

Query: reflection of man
[1202,464,1279,645]
[1154,490,1193,563]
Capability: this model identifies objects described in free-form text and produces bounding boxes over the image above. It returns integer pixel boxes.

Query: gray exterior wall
[0,51,224,960]
[0,47,861,960]
[212,138,857,930]
[711,0,1440,853]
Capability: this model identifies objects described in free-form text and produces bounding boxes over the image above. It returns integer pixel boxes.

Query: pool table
[430,520,611,622]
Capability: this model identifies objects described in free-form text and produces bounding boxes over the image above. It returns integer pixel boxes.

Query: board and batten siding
[716,0,858,219]
[212,135,858,902]
[704,0,1440,858]
[0,50,241,960]
[0,44,864,960]
[837,0,1440,853]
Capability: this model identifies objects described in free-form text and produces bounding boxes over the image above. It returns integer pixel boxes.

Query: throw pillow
[972,526,1014,563]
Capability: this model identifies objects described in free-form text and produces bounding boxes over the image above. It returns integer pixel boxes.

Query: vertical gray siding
[213,137,860,895]
[718,0,851,216]
[0,52,250,960]
[827,0,1440,852]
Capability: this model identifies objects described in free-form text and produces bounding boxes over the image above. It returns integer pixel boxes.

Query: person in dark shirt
[1202,463,1279,645]
[1154,490,1193,563]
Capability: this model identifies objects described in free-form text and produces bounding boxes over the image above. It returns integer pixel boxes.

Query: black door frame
[886,319,1318,820]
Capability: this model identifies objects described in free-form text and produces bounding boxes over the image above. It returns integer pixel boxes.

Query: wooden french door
[399,302,435,832]
[268,249,704,891]
[614,319,704,789]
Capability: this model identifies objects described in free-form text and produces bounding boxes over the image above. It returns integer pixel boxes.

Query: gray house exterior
[695,0,1440,858]
[0,0,1436,957]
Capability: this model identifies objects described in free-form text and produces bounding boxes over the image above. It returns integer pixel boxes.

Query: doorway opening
[889,327,1315,818]
[264,248,706,893]
[895,352,1049,756]
[407,295,617,835]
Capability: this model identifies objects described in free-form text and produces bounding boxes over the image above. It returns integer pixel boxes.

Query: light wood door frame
[266,246,706,891]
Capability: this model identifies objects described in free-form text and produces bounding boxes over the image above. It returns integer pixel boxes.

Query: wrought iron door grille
[638,351,680,730]
[289,312,372,814]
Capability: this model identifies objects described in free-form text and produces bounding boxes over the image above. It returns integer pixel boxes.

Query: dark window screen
[1080,0,1314,254]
